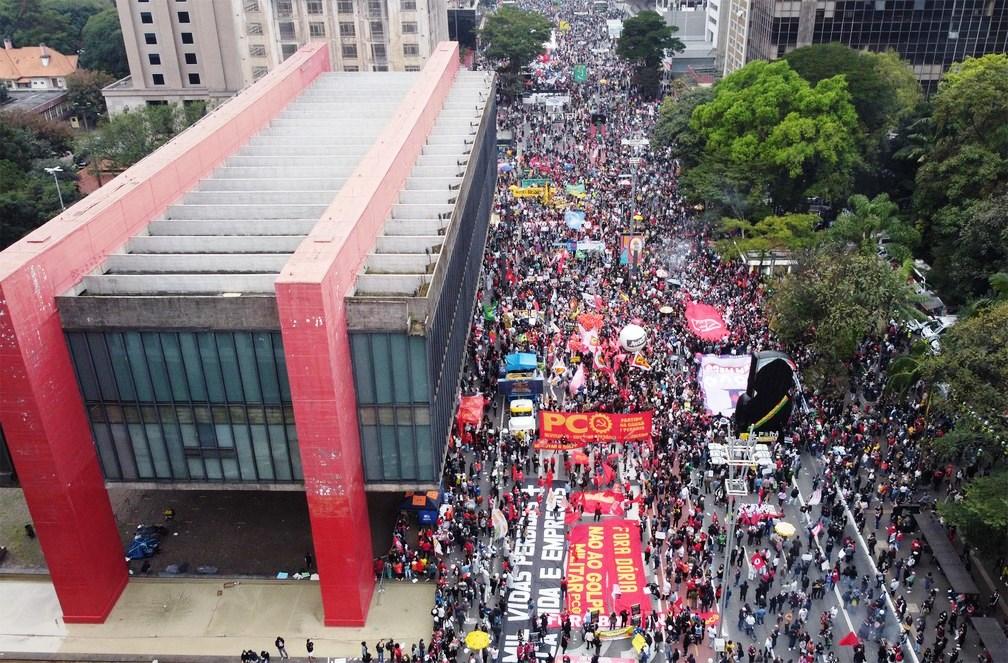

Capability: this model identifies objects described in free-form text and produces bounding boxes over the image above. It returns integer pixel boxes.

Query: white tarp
[698,354,750,416]
[606,19,624,39]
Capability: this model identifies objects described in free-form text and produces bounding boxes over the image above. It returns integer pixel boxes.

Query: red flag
[838,632,860,647]
[631,353,652,371]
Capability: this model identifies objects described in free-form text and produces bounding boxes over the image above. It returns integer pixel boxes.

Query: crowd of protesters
[358,2,1003,663]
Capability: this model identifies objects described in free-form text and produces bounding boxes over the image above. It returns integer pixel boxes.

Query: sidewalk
[0,577,433,660]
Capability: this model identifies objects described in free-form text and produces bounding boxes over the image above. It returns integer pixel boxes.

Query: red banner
[566,521,651,617]
[534,438,586,451]
[538,411,652,442]
[570,491,625,517]
[685,299,729,342]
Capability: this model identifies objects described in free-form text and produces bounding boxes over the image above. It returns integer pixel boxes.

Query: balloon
[618,324,647,352]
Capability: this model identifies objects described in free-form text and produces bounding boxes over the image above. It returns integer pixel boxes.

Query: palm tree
[886,340,932,396]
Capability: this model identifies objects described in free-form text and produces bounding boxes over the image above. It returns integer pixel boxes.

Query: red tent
[456,394,486,437]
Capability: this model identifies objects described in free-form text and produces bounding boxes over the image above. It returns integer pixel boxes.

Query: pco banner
[538,411,652,442]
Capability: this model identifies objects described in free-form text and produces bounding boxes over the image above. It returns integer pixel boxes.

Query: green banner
[521,178,551,188]
[573,64,588,83]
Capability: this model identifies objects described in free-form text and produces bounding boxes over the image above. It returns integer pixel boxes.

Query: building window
[403,43,419,56]
[243,0,260,11]
[140,11,153,23]
[148,53,161,65]
[181,32,194,43]
[281,43,298,59]
[344,65,359,71]
[249,43,267,57]
[401,0,416,10]
[152,73,165,85]
[188,72,201,84]
[247,22,263,34]
[279,21,296,39]
[177,11,190,22]
[371,43,386,59]
[337,0,354,12]
[144,32,157,44]
[276,0,293,16]
[252,65,269,79]
[341,43,358,58]
[184,52,197,64]
[372,64,388,71]
[405,65,421,71]
[306,0,324,14]
[402,21,417,33]
[370,20,384,39]
[309,21,326,36]
[339,21,356,37]
[368,0,383,16]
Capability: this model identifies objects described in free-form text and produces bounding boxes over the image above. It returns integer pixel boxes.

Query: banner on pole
[538,411,652,442]
[566,520,651,617]
[534,438,586,451]
[573,63,588,82]
[619,234,645,266]
[685,299,729,341]
[698,354,750,416]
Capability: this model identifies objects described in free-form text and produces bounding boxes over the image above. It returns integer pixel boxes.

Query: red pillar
[276,280,374,626]
[0,275,128,623]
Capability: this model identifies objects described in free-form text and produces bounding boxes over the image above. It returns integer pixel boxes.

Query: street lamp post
[44,166,65,211]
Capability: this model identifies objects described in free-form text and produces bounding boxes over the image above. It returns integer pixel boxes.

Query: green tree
[868,50,922,122]
[480,6,551,81]
[79,6,129,78]
[914,55,1008,303]
[66,69,114,130]
[930,192,1008,303]
[925,300,1008,453]
[938,470,1008,556]
[0,0,75,54]
[616,11,684,99]
[687,60,861,217]
[828,193,919,262]
[768,247,916,387]
[715,213,820,256]
[651,86,714,161]
[80,103,203,171]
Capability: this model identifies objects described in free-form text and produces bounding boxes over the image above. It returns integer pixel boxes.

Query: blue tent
[504,352,538,373]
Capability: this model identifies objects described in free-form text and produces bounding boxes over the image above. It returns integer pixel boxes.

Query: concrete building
[660,4,717,75]
[1,41,495,626]
[104,0,450,113]
[0,40,78,91]
[716,0,1008,86]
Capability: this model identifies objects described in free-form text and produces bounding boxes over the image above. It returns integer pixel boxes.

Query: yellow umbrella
[465,631,491,651]
[774,521,797,538]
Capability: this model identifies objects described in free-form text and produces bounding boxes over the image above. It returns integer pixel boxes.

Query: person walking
[275,636,289,660]
[307,638,315,662]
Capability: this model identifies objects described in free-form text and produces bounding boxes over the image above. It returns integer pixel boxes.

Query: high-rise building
[717,0,1008,86]
[104,0,450,113]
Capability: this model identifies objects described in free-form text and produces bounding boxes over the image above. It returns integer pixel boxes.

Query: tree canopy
[939,470,1008,556]
[66,69,114,130]
[80,103,205,172]
[651,86,714,160]
[480,7,552,75]
[715,213,820,256]
[685,60,861,217]
[0,0,110,63]
[616,11,683,98]
[827,192,919,263]
[79,7,129,78]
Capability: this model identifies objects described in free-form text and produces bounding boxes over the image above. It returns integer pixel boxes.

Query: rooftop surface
[69,69,492,300]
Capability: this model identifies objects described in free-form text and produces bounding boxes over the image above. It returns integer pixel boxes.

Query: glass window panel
[142,332,172,402]
[362,425,382,481]
[106,333,136,401]
[216,333,244,402]
[197,333,225,402]
[250,424,274,480]
[68,333,100,401]
[253,332,281,404]
[92,421,121,479]
[232,425,258,480]
[273,333,292,402]
[204,456,223,480]
[379,424,399,479]
[124,332,155,401]
[161,418,188,478]
[414,407,430,425]
[179,333,208,401]
[234,333,262,403]
[268,424,292,480]
[409,336,428,401]
[351,334,375,404]
[187,457,206,479]
[87,332,120,400]
[415,424,434,481]
[389,335,410,403]
[144,423,172,478]
[215,423,235,448]
[160,333,190,401]
[180,422,198,448]
[222,457,240,480]
[110,423,138,479]
[372,334,393,404]
[128,423,155,478]
[397,423,416,480]
[287,424,302,480]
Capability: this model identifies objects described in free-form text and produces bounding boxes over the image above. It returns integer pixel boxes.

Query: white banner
[698,354,751,416]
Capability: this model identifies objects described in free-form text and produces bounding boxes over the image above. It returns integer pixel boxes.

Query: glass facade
[65,330,302,483]
[351,332,433,482]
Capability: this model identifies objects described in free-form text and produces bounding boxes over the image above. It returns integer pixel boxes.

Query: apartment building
[716,0,1008,87]
[104,0,450,113]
